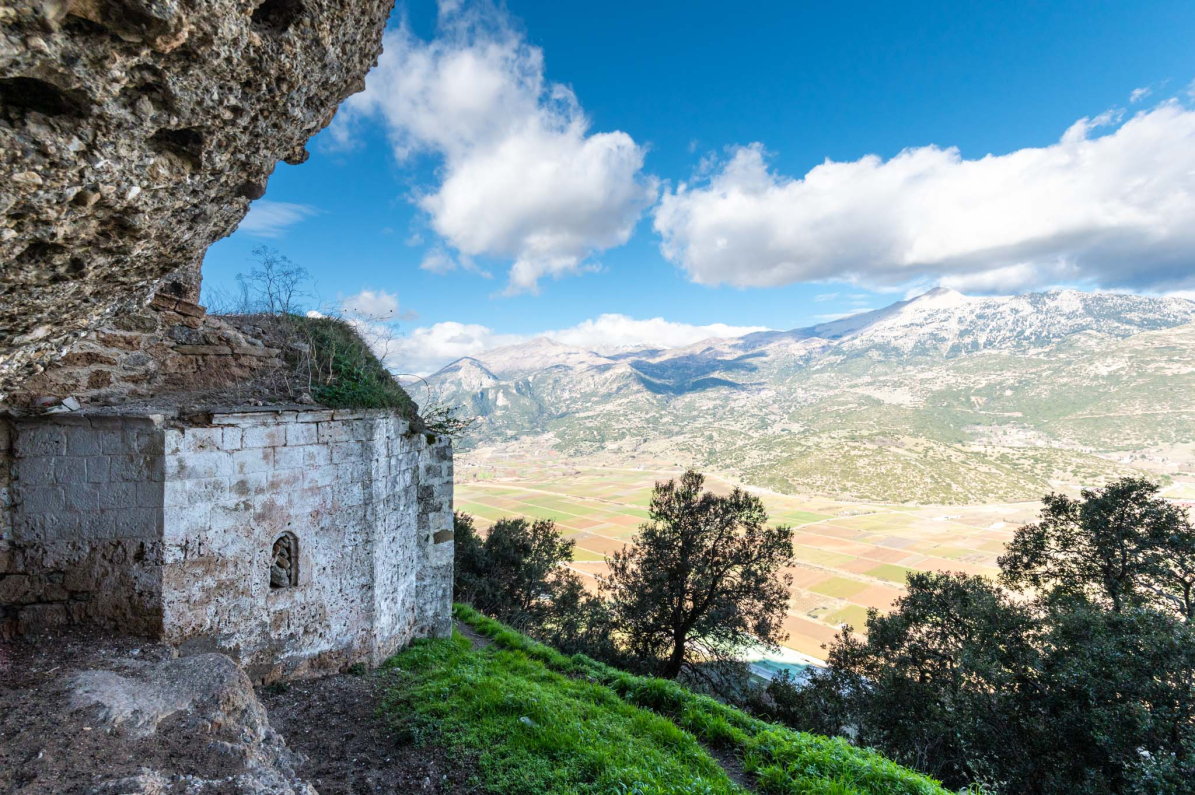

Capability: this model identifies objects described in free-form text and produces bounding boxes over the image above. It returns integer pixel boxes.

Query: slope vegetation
[381,604,958,795]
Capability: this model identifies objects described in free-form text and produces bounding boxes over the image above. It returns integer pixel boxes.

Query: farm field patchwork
[455,452,1043,661]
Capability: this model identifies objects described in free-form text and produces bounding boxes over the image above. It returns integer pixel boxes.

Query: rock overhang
[0,0,395,398]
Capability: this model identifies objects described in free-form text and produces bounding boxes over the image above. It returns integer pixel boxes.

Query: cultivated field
[455,450,1049,661]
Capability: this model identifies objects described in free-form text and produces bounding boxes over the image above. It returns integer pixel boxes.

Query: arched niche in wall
[270,532,299,589]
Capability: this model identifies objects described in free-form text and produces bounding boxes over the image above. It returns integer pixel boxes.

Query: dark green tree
[792,573,1041,787]
[602,470,794,679]
[535,571,622,664]
[1149,505,1195,621]
[451,511,486,602]
[1034,601,1195,794]
[789,478,1195,794]
[452,512,576,629]
[1000,477,1194,617]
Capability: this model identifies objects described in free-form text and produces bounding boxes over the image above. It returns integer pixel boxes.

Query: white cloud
[653,103,1195,294]
[815,309,873,321]
[418,247,492,278]
[333,2,657,294]
[419,249,459,274]
[371,321,523,376]
[544,314,768,352]
[814,292,839,302]
[937,262,1078,294]
[342,289,400,320]
[370,314,770,375]
[238,201,318,238]
[1130,86,1152,103]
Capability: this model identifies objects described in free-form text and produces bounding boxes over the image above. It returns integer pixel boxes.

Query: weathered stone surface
[1,407,454,677]
[0,0,393,398]
[11,295,289,405]
[0,637,316,795]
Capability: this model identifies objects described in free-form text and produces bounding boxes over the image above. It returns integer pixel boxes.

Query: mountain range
[416,288,1195,504]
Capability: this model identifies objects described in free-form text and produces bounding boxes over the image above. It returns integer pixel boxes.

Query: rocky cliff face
[0,0,393,398]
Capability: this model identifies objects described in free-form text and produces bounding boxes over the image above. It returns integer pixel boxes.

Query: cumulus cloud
[342,289,400,320]
[333,2,657,294]
[653,103,1195,294]
[238,201,319,238]
[419,249,459,275]
[419,247,491,278]
[1130,86,1152,103]
[370,321,523,376]
[372,314,770,375]
[545,314,768,352]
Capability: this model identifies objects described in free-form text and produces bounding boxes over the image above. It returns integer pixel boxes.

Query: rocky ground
[260,667,475,795]
[0,629,312,794]
[0,628,477,795]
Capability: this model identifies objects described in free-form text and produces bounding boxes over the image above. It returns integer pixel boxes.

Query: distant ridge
[420,289,1195,503]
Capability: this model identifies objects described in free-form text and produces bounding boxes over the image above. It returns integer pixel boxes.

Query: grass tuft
[285,314,418,415]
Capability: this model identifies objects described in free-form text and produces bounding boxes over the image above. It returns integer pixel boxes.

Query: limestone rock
[1,643,316,794]
[0,0,394,398]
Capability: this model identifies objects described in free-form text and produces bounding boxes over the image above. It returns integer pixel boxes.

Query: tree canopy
[602,470,794,679]
[453,512,575,629]
[789,477,1195,794]
[999,477,1194,617]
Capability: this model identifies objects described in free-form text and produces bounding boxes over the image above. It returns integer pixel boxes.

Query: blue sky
[202,0,1195,373]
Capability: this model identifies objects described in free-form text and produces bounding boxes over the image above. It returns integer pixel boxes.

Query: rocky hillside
[419,289,1195,503]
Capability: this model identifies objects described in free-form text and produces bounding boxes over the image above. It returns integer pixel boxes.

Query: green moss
[285,315,418,416]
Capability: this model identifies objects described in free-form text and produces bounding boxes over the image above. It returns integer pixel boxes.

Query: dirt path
[703,742,758,793]
[454,619,493,651]
[260,668,475,795]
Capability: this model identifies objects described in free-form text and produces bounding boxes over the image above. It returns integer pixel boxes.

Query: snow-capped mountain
[805,288,1195,355]
[415,289,1195,504]
[463,337,614,380]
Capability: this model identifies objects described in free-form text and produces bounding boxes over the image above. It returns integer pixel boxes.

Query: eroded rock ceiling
[0,0,393,398]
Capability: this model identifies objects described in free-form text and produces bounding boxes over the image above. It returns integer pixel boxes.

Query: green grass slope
[380,604,962,795]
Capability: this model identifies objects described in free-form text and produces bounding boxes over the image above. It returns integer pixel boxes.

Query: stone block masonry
[11,292,284,407]
[1,407,453,681]
[1,413,166,638]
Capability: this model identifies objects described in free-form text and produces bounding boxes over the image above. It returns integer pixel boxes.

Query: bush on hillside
[453,511,615,658]
[793,477,1195,794]
[284,314,418,414]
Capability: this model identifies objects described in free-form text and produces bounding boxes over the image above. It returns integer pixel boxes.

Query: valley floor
[455,450,1062,660]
